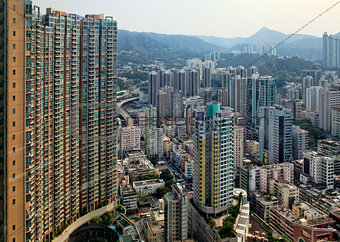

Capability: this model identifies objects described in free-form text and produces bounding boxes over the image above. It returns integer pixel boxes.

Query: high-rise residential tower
[259,106,292,165]
[246,75,276,140]
[193,103,234,215]
[0,2,118,241]
[323,32,340,68]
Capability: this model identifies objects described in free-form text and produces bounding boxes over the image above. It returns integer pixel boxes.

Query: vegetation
[139,173,159,181]
[138,194,151,207]
[90,215,103,224]
[90,211,115,225]
[219,193,243,239]
[117,204,126,214]
[160,169,174,187]
[217,54,313,89]
[293,119,328,149]
[156,186,171,197]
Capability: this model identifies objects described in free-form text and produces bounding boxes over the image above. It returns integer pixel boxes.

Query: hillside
[118,30,224,64]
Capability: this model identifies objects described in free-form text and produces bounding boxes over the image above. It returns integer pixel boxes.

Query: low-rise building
[145,221,165,242]
[125,150,155,182]
[269,178,299,209]
[120,184,138,212]
[270,205,296,240]
[250,192,279,223]
[133,179,165,195]
[240,162,294,194]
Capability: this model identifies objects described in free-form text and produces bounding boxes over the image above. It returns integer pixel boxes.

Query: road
[52,202,116,242]
[116,97,139,127]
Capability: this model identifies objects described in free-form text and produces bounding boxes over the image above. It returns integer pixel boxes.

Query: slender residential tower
[0,1,118,241]
[193,103,234,215]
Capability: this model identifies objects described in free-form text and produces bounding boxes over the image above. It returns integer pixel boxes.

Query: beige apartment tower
[0,1,118,241]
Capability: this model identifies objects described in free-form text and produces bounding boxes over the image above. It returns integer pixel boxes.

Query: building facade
[193,104,234,215]
[292,125,309,160]
[0,2,118,241]
[259,106,293,165]
[164,184,188,242]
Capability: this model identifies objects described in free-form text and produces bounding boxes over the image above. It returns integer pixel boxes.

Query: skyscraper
[323,32,340,68]
[0,2,117,241]
[193,104,234,215]
[149,71,159,106]
[246,75,276,140]
[259,106,292,165]
[318,88,340,132]
[218,88,228,107]
[292,125,309,160]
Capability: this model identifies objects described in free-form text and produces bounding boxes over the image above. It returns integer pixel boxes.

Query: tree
[156,186,170,197]
[91,216,103,224]
[117,204,126,214]
[160,169,174,186]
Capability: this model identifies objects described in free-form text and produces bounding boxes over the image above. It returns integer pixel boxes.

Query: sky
[34,0,340,38]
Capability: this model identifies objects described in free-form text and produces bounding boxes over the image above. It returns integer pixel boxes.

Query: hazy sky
[34,0,340,38]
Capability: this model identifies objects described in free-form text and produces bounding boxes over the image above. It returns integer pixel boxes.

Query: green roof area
[118,219,130,228]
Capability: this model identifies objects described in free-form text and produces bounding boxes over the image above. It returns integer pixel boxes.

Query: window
[12,147,15,153]
[13,96,15,101]
[12,199,15,205]
[12,173,15,178]
[13,18,16,24]
[12,135,15,140]
[13,5,16,11]
[13,239,15,242]
[13,44,16,49]
[12,225,15,230]
[13,160,15,166]
[13,31,16,36]
[12,122,15,127]
[13,70,15,75]
[13,83,16,88]
[13,57,16,62]
[13,108,15,114]
[12,186,15,192]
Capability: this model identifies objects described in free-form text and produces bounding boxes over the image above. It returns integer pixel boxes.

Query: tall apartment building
[218,88,228,107]
[149,128,164,159]
[246,75,276,140]
[318,88,340,132]
[234,126,244,168]
[240,163,294,194]
[120,126,141,153]
[305,86,323,112]
[138,106,157,153]
[331,107,340,138]
[302,151,335,189]
[0,2,117,241]
[193,104,234,215]
[323,32,340,68]
[164,183,188,242]
[227,75,247,116]
[292,125,309,160]
[259,106,292,165]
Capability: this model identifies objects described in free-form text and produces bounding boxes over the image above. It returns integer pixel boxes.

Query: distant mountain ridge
[118,27,340,61]
[197,27,319,48]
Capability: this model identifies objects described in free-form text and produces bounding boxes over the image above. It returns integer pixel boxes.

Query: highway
[116,97,139,127]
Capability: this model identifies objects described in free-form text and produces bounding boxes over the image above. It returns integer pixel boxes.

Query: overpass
[116,97,139,127]
[52,202,117,242]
